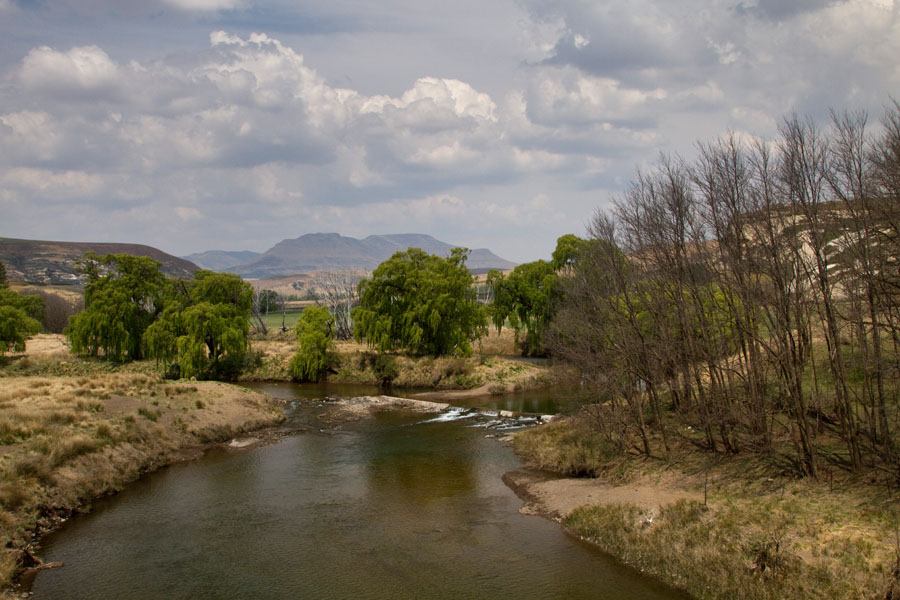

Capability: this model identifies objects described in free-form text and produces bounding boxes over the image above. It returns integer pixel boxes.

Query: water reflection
[362,413,477,505]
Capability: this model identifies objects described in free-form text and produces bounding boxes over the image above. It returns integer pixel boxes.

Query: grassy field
[254,310,303,332]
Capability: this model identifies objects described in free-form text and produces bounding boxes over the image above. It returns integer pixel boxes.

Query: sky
[1,0,899,264]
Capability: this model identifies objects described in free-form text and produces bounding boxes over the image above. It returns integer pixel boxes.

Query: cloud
[2,167,104,197]
[1,2,899,262]
[174,206,202,220]
[737,0,850,21]
[522,67,667,128]
[161,0,242,11]
[362,77,498,124]
[19,45,120,100]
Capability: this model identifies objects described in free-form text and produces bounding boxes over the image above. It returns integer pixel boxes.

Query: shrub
[137,407,161,422]
[372,354,399,386]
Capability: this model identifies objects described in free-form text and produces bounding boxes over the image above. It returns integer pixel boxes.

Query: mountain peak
[224,233,515,277]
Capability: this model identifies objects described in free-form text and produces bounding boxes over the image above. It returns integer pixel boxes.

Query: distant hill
[181,250,261,272]
[226,233,517,277]
[0,237,198,285]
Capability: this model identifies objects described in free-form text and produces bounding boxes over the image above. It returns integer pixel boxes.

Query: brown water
[27,383,688,600]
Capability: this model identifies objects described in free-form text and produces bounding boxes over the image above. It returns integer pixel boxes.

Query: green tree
[257,289,282,313]
[0,286,43,356]
[143,271,252,379]
[353,247,486,356]
[488,235,590,356]
[0,288,44,322]
[0,261,7,288]
[487,260,558,356]
[551,233,586,271]
[289,305,337,382]
[67,253,167,362]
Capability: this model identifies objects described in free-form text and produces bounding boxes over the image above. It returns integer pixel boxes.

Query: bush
[372,354,399,386]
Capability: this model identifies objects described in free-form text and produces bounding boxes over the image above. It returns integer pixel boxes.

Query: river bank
[508,418,900,600]
[244,331,553,395]
[0,348,285,598]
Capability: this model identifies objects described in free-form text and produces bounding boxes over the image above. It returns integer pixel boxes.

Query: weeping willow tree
[353,247,486,357]
[289,305,337,382]
[67,253,167,362]
[143,271,252,379]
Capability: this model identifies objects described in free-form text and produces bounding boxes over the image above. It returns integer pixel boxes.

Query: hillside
[0,237,198,285]
[227,233,517,277]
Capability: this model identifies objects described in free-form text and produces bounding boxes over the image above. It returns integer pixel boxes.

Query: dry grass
[514,417,900,600]
[475,328,519,356]
[0,370,284,594]
[512,420,630,479]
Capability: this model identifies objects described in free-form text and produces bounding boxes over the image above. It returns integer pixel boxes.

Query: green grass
[254,310,302,331]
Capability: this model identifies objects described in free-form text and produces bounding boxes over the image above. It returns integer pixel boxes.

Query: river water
[27,384,687,600]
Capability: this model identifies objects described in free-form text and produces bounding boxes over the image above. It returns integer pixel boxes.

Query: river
[26,383,688,600]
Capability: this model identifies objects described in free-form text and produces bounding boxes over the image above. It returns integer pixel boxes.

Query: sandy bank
[503,470,701,520]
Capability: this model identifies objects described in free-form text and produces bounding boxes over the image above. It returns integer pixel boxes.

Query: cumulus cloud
[19,45,120,100]
[1,1,898,261]
[522,67,667,128]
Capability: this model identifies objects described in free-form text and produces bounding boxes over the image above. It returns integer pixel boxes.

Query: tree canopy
[66,254,253,379]
[353,247,486,356]
[67,253,167,362]
[487,261,557,356]
[0,287,43,356]
[486,235,582,356]
[551,233,586,271]
[143,270,252,379]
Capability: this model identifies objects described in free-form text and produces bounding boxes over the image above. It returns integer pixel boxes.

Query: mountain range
[1,233,515,285]
[184,233,516,277]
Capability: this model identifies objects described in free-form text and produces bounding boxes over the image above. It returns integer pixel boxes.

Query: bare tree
[548,102,900,480]
[311,271,361,340]
[250,284,268,335]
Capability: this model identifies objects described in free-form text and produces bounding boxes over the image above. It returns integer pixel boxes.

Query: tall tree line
[549,101,900,478]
